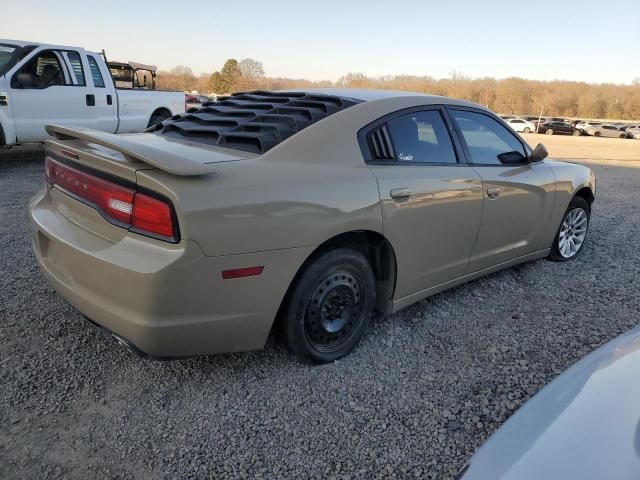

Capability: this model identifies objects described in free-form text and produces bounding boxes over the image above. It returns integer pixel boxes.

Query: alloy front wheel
[548,196,590,262]
[558,208,588,258]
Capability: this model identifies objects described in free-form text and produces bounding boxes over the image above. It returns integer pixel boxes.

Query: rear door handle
[487,187,501,199]
[390,187,412,199]
[86,94,95,107]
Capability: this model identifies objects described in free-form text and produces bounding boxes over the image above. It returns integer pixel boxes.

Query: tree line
[156,59,640,120]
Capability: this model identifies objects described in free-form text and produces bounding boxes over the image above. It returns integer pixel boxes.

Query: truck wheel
[282,248,376,363]
[147,110,171,128]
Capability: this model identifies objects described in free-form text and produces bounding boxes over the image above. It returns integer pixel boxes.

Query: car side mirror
[497,150,528,165]
[529,143,548,163]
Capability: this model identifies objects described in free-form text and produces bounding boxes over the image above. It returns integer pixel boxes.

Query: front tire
[282,248,376,363]
[546,129,554,135]
[572,130,581,136]
[548,196,590,262]
[594,131,601,137]
[524,127,531,133]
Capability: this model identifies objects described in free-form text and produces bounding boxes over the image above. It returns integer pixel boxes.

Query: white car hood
[460,326,640,480]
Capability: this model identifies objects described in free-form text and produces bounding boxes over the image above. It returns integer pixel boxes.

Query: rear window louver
[148,90,362,154]
[368,124,394,160]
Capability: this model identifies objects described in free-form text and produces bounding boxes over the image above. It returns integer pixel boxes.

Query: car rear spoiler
[45,125,217,176]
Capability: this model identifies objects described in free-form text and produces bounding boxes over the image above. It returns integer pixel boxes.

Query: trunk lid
[46,124,254,177]
[43,125,254,242]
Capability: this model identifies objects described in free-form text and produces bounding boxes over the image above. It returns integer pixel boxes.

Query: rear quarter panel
[136,159,383,257]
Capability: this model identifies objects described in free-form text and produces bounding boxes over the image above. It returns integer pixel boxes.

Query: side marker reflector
[222,266,264,280]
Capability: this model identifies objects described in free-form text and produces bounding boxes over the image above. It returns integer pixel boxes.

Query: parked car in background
[532,117,547,129]
[0,39,185,146]
[626,126,640,139]
[575,121,602,134]
[185,93,213,111]
[459,325,640,480]
[505,118,536,133]
[30,89,595,362]
[628,129,640,139]
[538,121,578,136]
[585,124,629,138]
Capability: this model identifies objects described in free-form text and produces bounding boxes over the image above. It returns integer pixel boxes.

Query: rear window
[151,90,361,154]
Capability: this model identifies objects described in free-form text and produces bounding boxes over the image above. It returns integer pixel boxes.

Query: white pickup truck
[0,39,185,147]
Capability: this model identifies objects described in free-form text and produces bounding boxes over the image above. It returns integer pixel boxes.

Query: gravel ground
[1,146,640,479]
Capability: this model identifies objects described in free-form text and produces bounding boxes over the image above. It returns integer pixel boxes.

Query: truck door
[8,48,98,142]
[85,54,117,133]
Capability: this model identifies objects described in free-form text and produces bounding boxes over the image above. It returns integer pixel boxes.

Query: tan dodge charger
[29,89,595,362]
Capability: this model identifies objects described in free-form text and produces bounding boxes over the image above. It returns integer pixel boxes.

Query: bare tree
[239,58,265,89]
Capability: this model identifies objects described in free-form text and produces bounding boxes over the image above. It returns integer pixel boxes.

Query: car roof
[0,38,96,54]
[153,89,488,155]
[281,87,481,107]
[0,38,35,47]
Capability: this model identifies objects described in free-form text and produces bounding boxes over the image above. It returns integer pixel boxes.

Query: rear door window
[386,110,458,164]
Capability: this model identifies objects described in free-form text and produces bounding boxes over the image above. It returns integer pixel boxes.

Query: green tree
[209,59,243,94]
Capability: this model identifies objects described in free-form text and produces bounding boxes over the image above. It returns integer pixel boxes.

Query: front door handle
[487,187,501,199]
[390,187,412,199]
[106,94,112,105]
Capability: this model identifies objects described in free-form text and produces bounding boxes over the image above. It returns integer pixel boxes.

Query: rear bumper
[29,188,313,358]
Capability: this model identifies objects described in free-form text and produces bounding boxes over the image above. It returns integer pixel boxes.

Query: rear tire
[282,248,376,363]
[147,110,171,128]
[546,129,554,135]
[523,127,531,133]
[548,196,590,262]
[572,130,581,136]
[620,134,626,139]
[594,131,601,137]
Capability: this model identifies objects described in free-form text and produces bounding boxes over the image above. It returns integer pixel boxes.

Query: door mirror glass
[529,143,548,162]
[497,150,528,165]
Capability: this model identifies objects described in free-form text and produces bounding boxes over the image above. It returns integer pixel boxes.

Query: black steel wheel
[282,248,375,363]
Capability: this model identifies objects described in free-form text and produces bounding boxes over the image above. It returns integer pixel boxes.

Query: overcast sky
[3,0,639,84]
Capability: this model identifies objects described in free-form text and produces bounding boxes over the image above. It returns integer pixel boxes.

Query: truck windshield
[0,44,24,76]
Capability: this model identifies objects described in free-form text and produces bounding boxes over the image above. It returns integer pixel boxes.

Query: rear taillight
[131,193,174,238]
[45,157,178,242]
